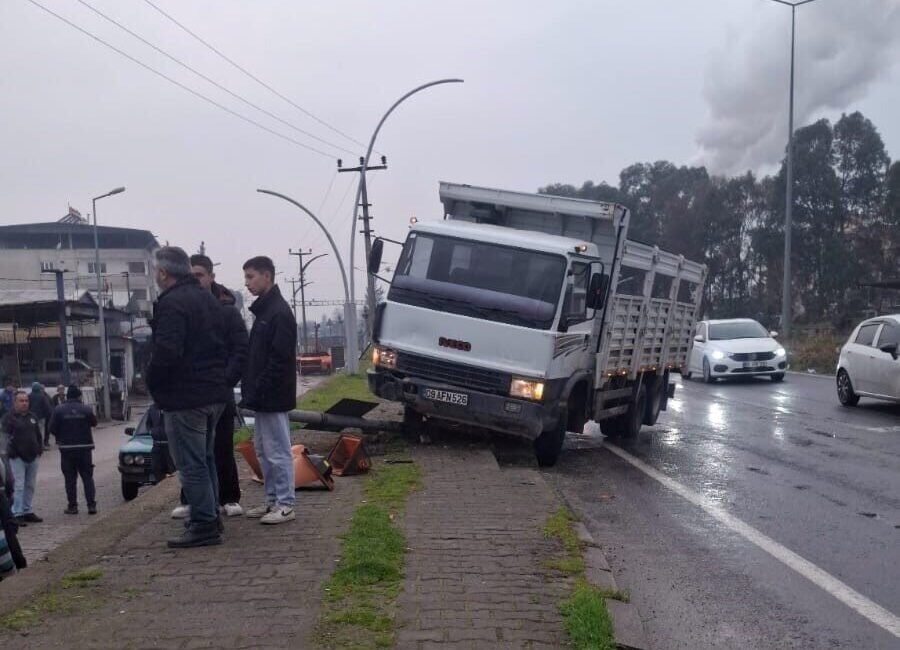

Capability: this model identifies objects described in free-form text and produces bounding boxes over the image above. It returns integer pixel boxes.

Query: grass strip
[543,508,617,650]
[0,568,103,632]
[315,450,420,649]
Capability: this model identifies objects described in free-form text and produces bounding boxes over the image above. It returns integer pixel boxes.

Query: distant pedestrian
[147,246,230,548]
[0,385,14,416]
[241,256,297,525]
[1,391,43,525]
[48,385,98,515]
[190,254,248,518]
[28,382,53,449]
[51,385,66,408]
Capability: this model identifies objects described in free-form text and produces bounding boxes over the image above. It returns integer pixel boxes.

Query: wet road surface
[539,373,900,649]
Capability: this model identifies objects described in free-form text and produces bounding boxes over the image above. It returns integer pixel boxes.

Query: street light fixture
[767,0,819,339]
[92,186,125,419]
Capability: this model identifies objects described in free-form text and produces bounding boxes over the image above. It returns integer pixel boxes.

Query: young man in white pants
[240,256,298,525]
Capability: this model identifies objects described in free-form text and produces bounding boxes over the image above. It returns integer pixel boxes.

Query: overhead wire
[141,0,374,154]
[24,0,334,158]
[73,0,356,156]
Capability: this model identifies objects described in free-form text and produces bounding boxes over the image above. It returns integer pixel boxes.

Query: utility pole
[289,249,328,354]
[122,271,134,337]
[338,155,387,342]
[42,269,71,385]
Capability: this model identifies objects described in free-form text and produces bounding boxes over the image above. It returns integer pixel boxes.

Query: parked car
[836,314,900,406]
[685,318,787,383]
[118,405,250,500]
[297,351,333,375]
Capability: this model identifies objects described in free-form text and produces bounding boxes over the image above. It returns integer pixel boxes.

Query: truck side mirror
[368,238,384,275]
[587,273,609,310]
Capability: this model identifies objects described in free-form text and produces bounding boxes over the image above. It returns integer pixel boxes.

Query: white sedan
[685,318,787,383]
[836,314,900,406]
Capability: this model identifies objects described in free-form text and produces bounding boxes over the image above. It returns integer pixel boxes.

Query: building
[0,207,159,315]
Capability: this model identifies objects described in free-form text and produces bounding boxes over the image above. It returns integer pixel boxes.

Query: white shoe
[222,502,243,517]
[260,507,295,525]
[246,504,273,519]
[171,505,190,519]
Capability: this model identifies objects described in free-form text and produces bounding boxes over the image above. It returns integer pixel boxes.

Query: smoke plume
[695,0,900,175]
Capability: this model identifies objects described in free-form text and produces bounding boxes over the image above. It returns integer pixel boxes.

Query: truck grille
[396,352,511,395]
[730,351,776,362]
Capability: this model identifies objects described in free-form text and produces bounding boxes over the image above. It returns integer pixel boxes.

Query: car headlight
[711,350,726,361]
[510,378,545,401]
[123,454,134,465]
[775,347,786,357]
[373,346,397,369]
[134,455,145,465]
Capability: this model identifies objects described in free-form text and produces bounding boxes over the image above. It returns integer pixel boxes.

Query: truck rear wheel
[643,377,664,426]
[534,411,567,468]
[620,385,646,440]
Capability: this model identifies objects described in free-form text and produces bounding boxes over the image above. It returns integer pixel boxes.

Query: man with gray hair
[147,246,230,548]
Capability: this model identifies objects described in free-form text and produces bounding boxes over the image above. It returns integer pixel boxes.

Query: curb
[0,475,180,618]
[558,490,649,650]
[786,370,832,380]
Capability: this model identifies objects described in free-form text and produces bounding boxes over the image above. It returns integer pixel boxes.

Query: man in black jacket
[148,246,231,548]
[1,391,43,524]
[48,385,99,515]
[190,254,248,517]
[241,256,297,525]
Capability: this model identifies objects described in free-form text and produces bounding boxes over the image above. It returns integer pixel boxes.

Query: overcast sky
[2,0,899,321]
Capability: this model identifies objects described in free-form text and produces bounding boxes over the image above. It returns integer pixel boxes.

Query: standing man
[51,385,66,408]
[190,254,248,517]
[147,246,230,548]
[28,383,53,449]
[48,385,98,515]
[1,391,43,525]
[241,256,297,525]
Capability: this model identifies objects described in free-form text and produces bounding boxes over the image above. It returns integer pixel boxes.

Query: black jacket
[147,276,231,411]
[48,399,98,450]
[29,389,53,420]
[242,285,297,413]
[1,411,42,463]
[212,283,249,390]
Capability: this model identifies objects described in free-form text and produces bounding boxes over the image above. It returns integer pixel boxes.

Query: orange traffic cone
[291,445,335,490]
[326,433,371,476]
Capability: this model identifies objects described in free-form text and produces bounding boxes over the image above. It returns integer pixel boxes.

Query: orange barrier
[326,434,371,476]
[292,445,334,490]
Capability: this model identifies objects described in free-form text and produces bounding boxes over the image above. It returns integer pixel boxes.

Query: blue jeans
[253,412,295,508]
[164,404,224,528]
[10,457,39,516]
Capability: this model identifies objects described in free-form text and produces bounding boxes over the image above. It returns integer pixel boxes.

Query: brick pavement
[396,445,571,650]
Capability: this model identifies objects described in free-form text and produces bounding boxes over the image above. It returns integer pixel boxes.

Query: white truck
[367,182,706,466]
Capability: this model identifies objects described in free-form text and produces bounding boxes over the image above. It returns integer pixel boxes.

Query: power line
[74,0,356,156]
[24,0,333,158]
[142,0,372,154]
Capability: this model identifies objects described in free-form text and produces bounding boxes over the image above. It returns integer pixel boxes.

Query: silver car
[836,314,900,406]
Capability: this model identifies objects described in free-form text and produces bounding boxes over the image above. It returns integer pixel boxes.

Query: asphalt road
[542,372,900,650]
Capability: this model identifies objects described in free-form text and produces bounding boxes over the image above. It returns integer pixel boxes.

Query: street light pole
[122,271,134,337]
[92,186,125,419]
[769,0,818,339]
[347,78,464,340]
[257,189,358,372]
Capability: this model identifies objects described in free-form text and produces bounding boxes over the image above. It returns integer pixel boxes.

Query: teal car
[118,409,160,500]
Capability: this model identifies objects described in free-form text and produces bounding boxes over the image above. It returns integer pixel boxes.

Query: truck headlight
[510,378,545,401]
[373,346,397,369]
[775,347,786,357]
[711,350,726,360]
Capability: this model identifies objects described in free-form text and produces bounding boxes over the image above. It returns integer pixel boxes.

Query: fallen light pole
[241,408,401,434]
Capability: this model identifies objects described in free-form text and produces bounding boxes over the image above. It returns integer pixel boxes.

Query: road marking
[603,443,900,639]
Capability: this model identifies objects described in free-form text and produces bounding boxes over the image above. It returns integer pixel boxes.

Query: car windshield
[709,321,769,340]
[388,232,566,330]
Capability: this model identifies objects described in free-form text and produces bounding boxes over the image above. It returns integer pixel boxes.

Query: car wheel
[121,479,139,501]
[703,358,715,384]
[771,373,785,382]
[836,369,860,407]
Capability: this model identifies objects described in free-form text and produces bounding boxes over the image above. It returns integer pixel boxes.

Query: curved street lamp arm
[302,253,329,273]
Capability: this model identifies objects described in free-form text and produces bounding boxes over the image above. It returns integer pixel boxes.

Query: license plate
[423,388,469,407]
[743,361,763,368]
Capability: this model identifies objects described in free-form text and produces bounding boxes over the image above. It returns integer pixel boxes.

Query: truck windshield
[389,232,566,329]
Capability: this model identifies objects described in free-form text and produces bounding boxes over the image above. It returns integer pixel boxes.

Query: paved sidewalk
[396,445,570,649]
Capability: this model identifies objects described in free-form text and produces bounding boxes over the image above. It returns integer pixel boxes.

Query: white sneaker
[246,504,273,519]
[260,507,295,525]
[171,505,190,519]
[222,502,243,517]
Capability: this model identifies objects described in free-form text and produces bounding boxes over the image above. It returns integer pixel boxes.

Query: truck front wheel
[534,411,567,468]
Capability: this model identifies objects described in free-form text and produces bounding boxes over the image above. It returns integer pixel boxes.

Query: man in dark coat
[28,382,53,449]
[147,246,230,548]
[240,256,297,525]
[48,385,99,515]
[190,254,248,517]
[1,391,43,524]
